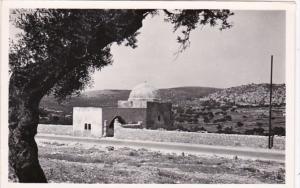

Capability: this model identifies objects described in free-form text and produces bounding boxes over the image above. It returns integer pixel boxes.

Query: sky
[89,10,285,90]
[10,10,286,90]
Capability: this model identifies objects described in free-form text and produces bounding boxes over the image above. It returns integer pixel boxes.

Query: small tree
[9,9,233,182]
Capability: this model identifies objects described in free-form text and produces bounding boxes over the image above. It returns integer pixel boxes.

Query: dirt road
[36,134,285,162]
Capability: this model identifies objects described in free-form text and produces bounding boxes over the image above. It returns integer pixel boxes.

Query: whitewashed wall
[73,107,103,137]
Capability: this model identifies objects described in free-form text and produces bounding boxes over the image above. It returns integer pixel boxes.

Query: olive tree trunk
[9,77,47,183]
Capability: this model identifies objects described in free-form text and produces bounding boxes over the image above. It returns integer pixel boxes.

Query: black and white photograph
[0,0,297,186]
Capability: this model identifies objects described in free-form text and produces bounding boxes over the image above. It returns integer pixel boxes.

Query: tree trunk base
[9,164,19,182]
[9,128,47,183]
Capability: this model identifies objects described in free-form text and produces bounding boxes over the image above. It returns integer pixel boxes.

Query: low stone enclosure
[38,124,285,150]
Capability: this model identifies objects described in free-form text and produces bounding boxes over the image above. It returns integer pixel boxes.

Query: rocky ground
[37,139,285,184]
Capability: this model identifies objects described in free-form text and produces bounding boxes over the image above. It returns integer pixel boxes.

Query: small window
[158,115,161,121]
[88,124,91,130]
[84,123,88,130]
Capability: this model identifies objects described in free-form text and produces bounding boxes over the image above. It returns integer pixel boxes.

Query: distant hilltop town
[201,83,285,107]
[173,83,286,108]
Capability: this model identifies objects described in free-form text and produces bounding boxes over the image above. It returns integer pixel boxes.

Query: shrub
[256,122,263,127]
[39,108,48,117]
[185,108,194,114]
[176,106,184,113]
[213,118,226,123]
[195,113,201,118]
[208,112,214,119]
[52,115,60,123]
[273,127,285,136]
[175,117,185,123]
[224,115,232,121]
[236,122,243,127]
[203,116,210,123]
[223,126,233,134]
[217,124,223,130]
[221,107,228,112]
[252,127,265,135]
[192,118,198,124]
[245,129,254,135]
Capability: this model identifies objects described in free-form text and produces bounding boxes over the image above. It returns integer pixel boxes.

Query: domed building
[118,82,161,108]
[73,82,173,137]
[129,82,160,101]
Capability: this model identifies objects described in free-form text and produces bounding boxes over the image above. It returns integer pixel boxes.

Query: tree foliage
[10,9,233,100]
[10,9,149,100]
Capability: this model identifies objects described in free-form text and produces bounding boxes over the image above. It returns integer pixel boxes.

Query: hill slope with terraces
[201,83,285,107]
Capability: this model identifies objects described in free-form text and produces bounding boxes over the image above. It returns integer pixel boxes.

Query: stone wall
[114,127,285,150]
[146,102,174,130]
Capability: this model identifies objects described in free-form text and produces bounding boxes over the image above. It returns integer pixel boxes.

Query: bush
[186,108,194,114]
[217,124,222,130]
[224,115,232,121]
[192,118,198,124]
[245,129,254,135]
[273,127,285,136]
[256,122,263,127]
[221,106,229,111]
[199,127,207,131]
[213,118,226,123]
[236,122,243,127]
[39,108,48,117]
[176,106,184,113]
[203,116,210,123]
[230,107,237,112]
[223,126,233,134]
[175,116,185,123]
[208,112,214,119]
[52,115,60,123]
[195,113,201,118]
[252,127,265,135]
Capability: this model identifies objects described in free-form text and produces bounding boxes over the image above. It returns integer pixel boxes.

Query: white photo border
[0,1,296,188]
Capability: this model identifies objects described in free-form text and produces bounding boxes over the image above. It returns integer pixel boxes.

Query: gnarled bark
[9,76,47,183]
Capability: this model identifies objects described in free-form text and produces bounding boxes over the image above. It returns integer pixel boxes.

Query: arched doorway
[106,116,126,137]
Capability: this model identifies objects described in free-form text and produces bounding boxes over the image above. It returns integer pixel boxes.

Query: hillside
[201,83,285,107]
[159,87,220,102]
[40,86,219,114]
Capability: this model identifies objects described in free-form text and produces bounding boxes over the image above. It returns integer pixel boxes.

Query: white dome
[128,82,160,101]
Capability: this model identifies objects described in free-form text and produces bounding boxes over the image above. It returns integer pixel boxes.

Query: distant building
[73,82,173,137]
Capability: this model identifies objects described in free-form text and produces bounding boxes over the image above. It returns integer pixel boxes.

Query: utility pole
[268,55,274,149]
